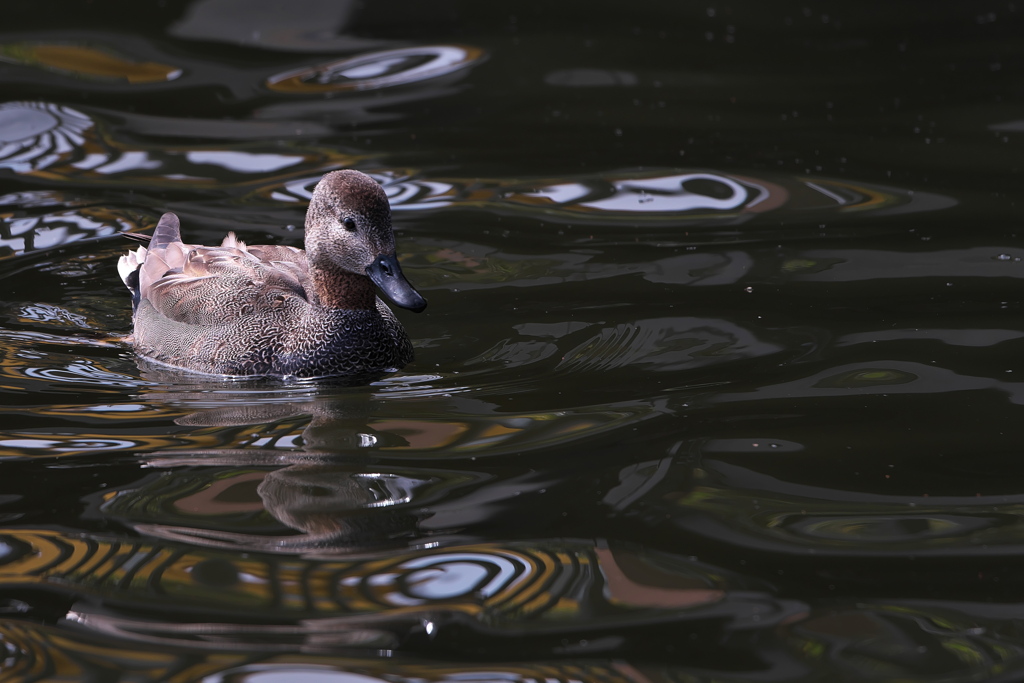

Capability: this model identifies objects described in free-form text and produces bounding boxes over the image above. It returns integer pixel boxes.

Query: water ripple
[266,45,485,93]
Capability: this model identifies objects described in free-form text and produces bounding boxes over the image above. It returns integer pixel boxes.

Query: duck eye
[342,217,357,232]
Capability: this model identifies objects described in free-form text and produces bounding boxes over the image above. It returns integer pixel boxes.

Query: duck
[117,169,426,378]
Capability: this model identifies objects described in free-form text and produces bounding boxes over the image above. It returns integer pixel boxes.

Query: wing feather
[129,214,311,326]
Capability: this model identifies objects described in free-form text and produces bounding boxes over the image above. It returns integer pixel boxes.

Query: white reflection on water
[17,304,89,328]
[77,404,148,412]
[0,100,361,203]
[0,210,127,254]
[87,150,161,175]
[202,667,387,683]
[386,179,456,209]
[400,552,526,600]
[266,45,485,93]
[544,173,750,212]
[0,102,90,173]
[0,190,70,207]
[0,437,138,451]
[264,168,949,230]
[23,361,146,387]
[186,150,304,173]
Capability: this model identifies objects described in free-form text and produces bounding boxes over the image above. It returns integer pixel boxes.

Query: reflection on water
[0,525,797,651]
[0,96,958,263]
[0,620,792,683]
[0,101,91,172]
[137,385,672,459]
[102,462,470,550]
[0,205,140,257]
[0,43,181,84]
[0,100,363,197]
[1,1,1023,680]
[660,457,1024,555]
[266,45,485,93]
[0,542,1018,679]
[270,167,956,229]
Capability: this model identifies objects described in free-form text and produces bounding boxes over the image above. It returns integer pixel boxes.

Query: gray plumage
[118,170,427,378]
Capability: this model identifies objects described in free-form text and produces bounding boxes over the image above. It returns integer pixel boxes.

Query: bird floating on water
[118,169,426,378]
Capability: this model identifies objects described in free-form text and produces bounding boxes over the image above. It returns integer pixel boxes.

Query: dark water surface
[1,1,1023,680]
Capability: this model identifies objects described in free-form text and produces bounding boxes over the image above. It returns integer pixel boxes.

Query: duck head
[305,170,427,312]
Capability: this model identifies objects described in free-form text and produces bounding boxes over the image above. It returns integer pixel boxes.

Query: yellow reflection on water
[0,43,182,83]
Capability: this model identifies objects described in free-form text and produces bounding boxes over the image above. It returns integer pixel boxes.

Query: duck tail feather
[151,212,182,248]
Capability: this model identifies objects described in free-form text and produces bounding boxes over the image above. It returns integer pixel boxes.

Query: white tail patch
[116,254,135,286]
[117,245,149,288]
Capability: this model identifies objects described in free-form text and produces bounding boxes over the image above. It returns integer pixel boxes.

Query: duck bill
[366,254,427,312]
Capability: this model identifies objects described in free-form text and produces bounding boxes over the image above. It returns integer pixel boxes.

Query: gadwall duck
[118,170,426,378]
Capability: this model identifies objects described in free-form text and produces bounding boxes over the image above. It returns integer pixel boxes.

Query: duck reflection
[35,385,812,655]
[95,385,492,550]
[106,454,505,553]
[258,466,424,543]
[111,458,452,551]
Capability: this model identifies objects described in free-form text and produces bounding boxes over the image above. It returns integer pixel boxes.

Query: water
[0,1,1023,680]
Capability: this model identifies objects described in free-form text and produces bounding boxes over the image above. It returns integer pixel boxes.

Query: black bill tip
[366,254,427,313]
